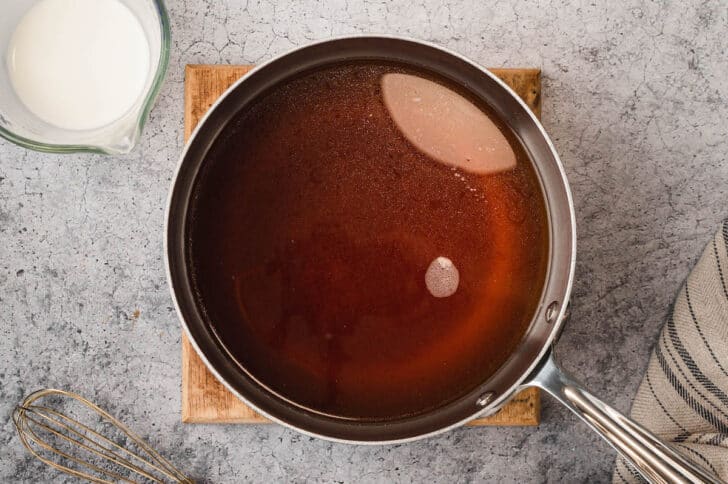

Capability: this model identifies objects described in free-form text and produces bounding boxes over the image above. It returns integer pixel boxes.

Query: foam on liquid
[7,0,150,130]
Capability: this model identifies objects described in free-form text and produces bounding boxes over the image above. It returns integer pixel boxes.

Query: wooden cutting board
[182,64,542,426]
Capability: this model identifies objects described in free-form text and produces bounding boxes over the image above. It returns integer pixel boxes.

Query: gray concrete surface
[2,0,728,482]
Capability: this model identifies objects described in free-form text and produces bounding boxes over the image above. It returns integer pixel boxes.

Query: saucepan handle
[528,350,723,484]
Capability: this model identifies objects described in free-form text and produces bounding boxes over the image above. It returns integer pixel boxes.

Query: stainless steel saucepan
[165,36,721,483]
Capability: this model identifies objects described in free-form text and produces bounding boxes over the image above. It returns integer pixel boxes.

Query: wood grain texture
[182,64,542,426]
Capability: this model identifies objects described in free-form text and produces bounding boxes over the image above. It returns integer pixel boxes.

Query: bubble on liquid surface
[425,256,460,298]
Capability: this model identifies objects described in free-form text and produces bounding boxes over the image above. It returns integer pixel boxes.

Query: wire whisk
[13,389,193,483]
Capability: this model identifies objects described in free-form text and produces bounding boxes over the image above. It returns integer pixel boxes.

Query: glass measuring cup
[0,0,170,154]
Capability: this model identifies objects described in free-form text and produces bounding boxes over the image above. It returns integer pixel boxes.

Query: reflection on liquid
[425,256,460,298]
[381,73,516,174]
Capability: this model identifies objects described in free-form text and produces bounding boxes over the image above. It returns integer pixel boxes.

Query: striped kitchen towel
[613,221,728,483]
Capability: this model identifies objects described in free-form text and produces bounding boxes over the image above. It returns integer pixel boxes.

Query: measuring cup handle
[528,351,724,484]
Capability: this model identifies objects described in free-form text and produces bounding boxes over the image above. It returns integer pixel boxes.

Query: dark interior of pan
[166,36,575,442]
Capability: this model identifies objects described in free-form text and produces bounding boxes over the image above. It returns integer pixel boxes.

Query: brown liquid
[187,62,549,420]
